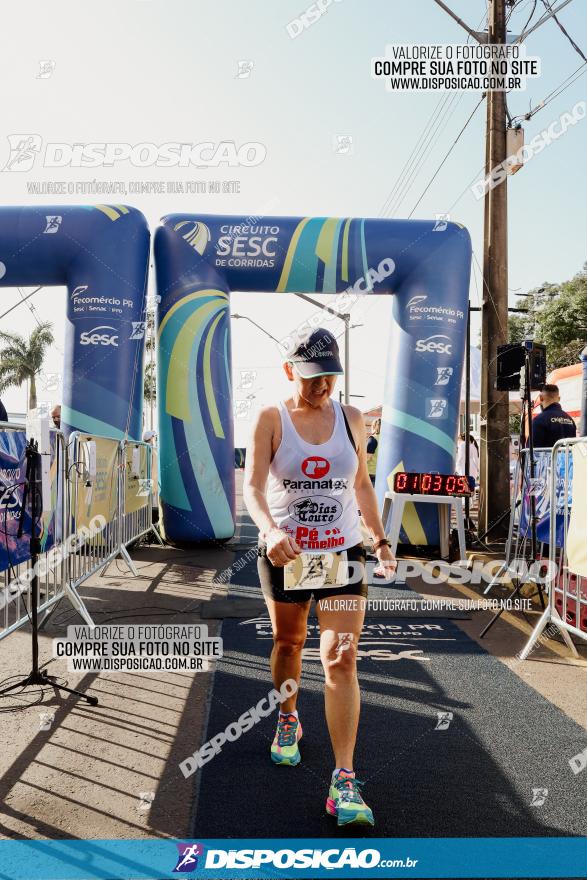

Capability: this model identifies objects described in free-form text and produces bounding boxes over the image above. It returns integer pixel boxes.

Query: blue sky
[0,0,585,442]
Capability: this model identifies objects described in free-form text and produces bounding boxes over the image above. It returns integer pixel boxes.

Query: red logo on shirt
[301,457,330,478]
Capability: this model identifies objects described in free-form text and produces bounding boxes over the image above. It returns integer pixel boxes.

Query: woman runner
[243,327,396,827]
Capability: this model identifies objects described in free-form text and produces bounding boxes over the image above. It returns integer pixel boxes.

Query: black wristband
[373,538,391,552]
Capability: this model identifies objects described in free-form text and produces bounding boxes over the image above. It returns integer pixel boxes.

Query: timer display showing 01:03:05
[393,472,472,496]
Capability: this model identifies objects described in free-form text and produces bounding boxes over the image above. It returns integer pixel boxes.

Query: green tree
[0,322,54,409]
[535,267,587,369]
[507,269,587,370]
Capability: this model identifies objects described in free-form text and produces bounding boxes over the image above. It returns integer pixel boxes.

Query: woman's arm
[344,406,396,571]
[243,407,301,566]
[243,407,278,538]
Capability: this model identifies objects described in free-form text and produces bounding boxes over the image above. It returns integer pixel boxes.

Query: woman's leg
[264,596,311,713]
[315,596,365,768]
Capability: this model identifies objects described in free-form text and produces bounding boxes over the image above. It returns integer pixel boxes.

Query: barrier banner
[124,443,149,514]
[72,436,119,533]
[519,449,572,546]
[0,430,58,573]
[567,445,587,577]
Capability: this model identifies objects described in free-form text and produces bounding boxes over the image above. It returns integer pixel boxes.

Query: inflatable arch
[0,205,149,438]
[155,214,472,546]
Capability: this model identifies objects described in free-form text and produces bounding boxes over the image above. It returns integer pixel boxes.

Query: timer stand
[382,473,469,562]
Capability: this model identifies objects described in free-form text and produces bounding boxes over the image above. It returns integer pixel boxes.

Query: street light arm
[293,292,346,321]
[231,314,282,345]
[432,0,485,42]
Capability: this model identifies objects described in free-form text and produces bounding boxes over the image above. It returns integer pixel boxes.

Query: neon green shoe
[326,770,375,826]
[271,713,302,766]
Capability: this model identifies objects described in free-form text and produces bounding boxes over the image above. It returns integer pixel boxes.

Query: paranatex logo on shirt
[301,456,330,478]
[288,495,343,525]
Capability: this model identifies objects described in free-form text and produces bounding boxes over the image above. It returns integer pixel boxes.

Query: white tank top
[266,400,362,552]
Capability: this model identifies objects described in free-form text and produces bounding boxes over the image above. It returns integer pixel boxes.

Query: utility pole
[479,0,510,541]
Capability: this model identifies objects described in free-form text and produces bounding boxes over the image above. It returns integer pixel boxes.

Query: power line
[511,62,586,121]
[389,92,466,216]
[386,92,465,217]
[517,0,539,34]
[540,0,587,63]
[17,288,42,328]
[379,94,452,217]
[407,95,486,218]
[0,287,43,322]
[516,0,576,42]
[379,4,488,218]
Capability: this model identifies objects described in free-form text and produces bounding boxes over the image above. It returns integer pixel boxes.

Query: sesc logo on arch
[415,334,452,355]
[80,326,119,347]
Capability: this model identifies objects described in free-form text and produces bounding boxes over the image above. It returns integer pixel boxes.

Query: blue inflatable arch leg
[0,205,150,439]
[154,215,471,546]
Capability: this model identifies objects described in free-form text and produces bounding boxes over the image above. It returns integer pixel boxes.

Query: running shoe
[271,713,302,766]
[326,770,375,826]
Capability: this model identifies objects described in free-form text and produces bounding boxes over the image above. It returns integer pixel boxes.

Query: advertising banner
[0,429,58,573]
[519,449,572,546]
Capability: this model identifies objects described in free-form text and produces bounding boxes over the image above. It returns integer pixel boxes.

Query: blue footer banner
[1,838,587,879]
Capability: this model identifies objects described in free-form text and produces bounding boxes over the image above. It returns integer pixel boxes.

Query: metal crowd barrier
[0,425,162,642]
[68,432,162,588]
[483,447,553,595]
[520,437,587,660]
[118,438,163,576]
[0,423,67,642]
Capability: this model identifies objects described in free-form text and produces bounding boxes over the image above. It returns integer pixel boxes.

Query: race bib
[284,551,348,590]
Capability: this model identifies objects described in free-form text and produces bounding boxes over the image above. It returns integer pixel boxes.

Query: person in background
[0,399,7,423]
[532,384,576,448]
[366,417,381,486]
[143,429,157,445]
[51,405,61,429]
[456,432,479,485]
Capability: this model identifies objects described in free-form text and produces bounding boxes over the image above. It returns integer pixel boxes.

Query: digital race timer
[393,472,472,496]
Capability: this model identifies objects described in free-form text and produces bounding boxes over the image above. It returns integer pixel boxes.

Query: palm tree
[0,322,55,410]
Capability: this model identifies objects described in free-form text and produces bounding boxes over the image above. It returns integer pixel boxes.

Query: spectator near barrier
[0,399,7,422]
[366,418,380,486]
[532,384,577,448]
[456,432,479,485]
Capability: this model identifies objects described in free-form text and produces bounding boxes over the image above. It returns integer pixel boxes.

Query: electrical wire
[518,0,539,35]
[407,95,486,218]
[540,0,587,62]
[378,5,488,219]
[388,92,466,217]
[0,287,43,322]
[511,62,586,122]
[379,94,454,217]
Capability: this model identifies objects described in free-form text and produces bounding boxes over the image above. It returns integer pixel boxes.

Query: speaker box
[495,342,547,391]
[496,343,525,391]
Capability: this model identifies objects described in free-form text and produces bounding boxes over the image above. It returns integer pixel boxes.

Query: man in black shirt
[532,384,577,448]
[0,399,7,422]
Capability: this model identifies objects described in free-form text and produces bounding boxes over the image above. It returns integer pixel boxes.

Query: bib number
[284,551,348,591]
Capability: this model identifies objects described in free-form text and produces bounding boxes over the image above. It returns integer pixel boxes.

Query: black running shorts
[257,543,368,604]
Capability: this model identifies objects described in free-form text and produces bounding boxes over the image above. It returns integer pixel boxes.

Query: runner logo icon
[173,843,204,873]
[301,456,330,478]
